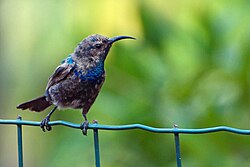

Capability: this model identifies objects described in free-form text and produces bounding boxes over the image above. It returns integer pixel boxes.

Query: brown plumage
[17,96,51,112]
[17,34,135,135]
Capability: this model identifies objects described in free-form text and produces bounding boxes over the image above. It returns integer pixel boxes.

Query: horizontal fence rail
[0,117,250,167]
[1,119,250,134]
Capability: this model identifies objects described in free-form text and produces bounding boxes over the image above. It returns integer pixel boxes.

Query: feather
[46,62,75,90]
[16,96,51,112]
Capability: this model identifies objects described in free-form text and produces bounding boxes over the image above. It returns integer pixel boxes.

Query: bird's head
[72,34,135,65]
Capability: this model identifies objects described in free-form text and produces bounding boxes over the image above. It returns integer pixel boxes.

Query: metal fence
[0,116,250,167]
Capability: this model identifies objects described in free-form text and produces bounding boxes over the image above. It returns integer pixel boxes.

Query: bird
[17,34,135,135]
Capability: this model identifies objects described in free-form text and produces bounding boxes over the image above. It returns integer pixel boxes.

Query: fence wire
[0,116,250,167]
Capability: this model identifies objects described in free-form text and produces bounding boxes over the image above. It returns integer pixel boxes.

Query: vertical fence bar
[173,125,182,167]
[16,116,23,167]
[93,122,101,167]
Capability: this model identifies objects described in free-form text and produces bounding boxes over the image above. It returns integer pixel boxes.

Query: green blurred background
[0,0,250,167]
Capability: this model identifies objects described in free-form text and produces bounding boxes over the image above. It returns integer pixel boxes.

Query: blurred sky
[0,0,250,167]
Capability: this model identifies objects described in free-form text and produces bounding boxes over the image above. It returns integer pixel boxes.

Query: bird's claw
[40,116,52,132]
[80,120,89,136]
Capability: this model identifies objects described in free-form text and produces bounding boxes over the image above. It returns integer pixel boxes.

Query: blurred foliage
[0,0,250,167]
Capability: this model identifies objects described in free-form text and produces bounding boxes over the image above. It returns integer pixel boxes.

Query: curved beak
[108,35,136,45]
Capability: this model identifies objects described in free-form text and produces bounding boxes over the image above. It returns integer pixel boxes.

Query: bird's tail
[17,96,52,112]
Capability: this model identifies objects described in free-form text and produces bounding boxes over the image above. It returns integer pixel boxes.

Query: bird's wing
[46,63,75,90]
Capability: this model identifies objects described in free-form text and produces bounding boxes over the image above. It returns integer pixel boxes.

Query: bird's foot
[40,116,52,132]
[80,120,89,136]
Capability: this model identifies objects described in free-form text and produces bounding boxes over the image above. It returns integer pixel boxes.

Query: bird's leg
[40,106,57,132]
[80,111,89,136]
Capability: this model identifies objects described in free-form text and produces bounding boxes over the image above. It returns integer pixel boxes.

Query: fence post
[16,116,23,167]
[173,124,182,167]
[93,121,101,167]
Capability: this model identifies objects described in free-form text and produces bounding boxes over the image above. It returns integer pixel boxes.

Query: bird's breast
[74,62,104,82]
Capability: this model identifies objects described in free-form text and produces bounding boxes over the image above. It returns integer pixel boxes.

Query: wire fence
[0,116,250,167]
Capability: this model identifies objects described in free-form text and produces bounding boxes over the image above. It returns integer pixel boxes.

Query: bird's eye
[95,44,102,49]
